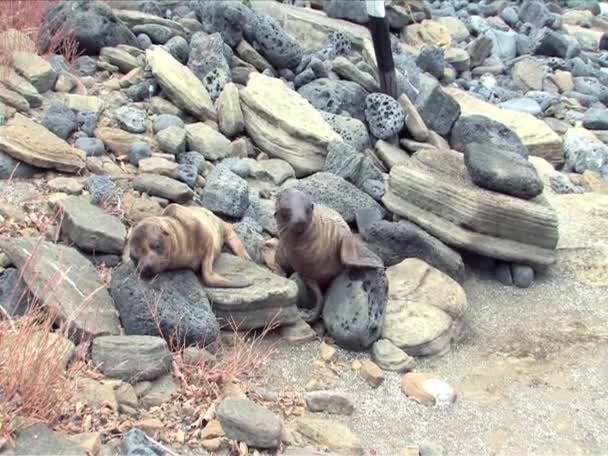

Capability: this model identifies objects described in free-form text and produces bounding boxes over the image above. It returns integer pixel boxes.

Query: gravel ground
[256,189,608,456]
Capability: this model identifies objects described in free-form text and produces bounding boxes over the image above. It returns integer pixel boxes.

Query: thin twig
[144,434,180,456]
[0,304,15,330]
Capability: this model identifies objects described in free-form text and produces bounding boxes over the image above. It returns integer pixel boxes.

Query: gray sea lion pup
[124,203,253,288]
[264,187,384,318]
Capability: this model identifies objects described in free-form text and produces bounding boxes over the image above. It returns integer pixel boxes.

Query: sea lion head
[275,187,314,236]
[127,218,171,278]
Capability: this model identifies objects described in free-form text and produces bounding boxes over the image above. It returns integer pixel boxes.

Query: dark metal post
[366,0,399,99]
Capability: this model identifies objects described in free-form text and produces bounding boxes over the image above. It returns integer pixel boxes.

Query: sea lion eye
[150,239,163,251]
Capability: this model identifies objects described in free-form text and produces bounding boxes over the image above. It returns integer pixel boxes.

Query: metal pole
[366,0,400,99]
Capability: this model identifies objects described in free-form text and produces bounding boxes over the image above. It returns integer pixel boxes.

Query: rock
[0,113,85,173]
[0,237,120,338]
[365,93,405,140]
[40,103,77,140]
[398,93,429,142]
[332,56,379,93]
[254,13,303,70]
[204,253,299,330]
[217,397,283,449]
[401,372,456,407]
[415,77,461,137]
[304,390,354,415]
[187,32,231,99]
[498,97,542,116]
[86,156,127,178]
[324,0,368,23]
[416,44,445,80]
[444,48,470,73]
[450,114,529,159]
[549,173,583,194]
[361,219,465,284]
[382,258,467,356]
[0,268,31,317]
[464,142,544,200]
[445,87,563,166]
[120,428,165,456]
[217,82,244,138]
[322,268,388,351]
[3,423,86,456]
[298,78,368,123]
[128,142,151,165]
[359,359,384,388]
[240,73,341,177]
[320,111,370,151]
[74,137,105,156]
[133,174,193,203]
[280,318,317,344]
[372,339,416,372]
[532,27,570,58]
[294,417,363,455]
[95,127,149,157]
[403,19,452,50]
[185,122,232,161]
[146,46,216,121]
[153,114,184,133]
[581,170,608,194]
[0,84,29,112]
[319,341,336,362]
[294,172,385,223]
[237,39,273,72]
[99,47,139,73]
[563,127,608,174]
[110,263,220,347]
[156,126,186,155]
[583,106,608,130]
[69,432,101,455]
[47,177,83,195]
[114,106,146,134]
[0,66,43,108]
[10,51,57,93]
[201,166,249,218]
[38,1,138,55]
[466,35,494,68]
[57,196,127,254]
[512,57,545,92]
[91,335,170,382]
[383,148,559,267]
[511,263,535,288]
[487,29,518,61]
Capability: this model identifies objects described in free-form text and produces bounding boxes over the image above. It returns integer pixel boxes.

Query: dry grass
[0,0,81,77]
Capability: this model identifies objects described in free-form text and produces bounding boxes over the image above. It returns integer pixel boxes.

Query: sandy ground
[255,189,608,456]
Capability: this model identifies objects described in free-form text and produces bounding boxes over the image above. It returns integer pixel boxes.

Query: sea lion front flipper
[300,278,324,323]
[224,224,252,261]
[340,235,385,269]
[200,241,252,288]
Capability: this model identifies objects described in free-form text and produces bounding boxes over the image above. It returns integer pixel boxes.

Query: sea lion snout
[276,188,313,235]
[127,220,169,278]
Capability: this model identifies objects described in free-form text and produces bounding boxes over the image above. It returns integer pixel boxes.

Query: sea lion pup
[125,203,253,288]
[265,187,384,316]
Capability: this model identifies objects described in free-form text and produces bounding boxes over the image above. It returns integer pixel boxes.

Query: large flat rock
[382,148,559,267]
[146,46,216,121]
[0,237,121,339]
[204,253,299,330]
[113,8,189,38]
[445,87,564,167]
[0,113,85,173]
[240,72,342,177]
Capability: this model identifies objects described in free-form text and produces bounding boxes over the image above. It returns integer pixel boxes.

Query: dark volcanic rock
[109,263,220,347]
[532,27,570,59]
[254,13,303,70]
[298,78,369,123]
[39,0,138,55]
[323,0,368,24]
[415,77,460,137]
[323,268,388,351]
[365,93,405,140]
[360,220,465,284]
[191,0,257,48]
[41,103,77,140]
[450,115,529,159]
[464,142,544,200]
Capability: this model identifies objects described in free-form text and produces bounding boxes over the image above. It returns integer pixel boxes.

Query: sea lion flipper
[340,235,384,269]
[224,225,252,261]
[203,272,253,288]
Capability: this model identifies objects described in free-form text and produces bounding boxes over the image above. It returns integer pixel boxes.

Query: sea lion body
[125,203,252,288]
[268,188,383,319]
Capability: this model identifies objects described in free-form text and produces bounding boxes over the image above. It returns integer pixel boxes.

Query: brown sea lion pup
[264,187,384,318]
[124,203,253,288]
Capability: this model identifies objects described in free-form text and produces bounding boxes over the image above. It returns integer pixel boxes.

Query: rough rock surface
[203,253,299,330]
[382,148,559,267]
[323,268,388,351]
[0,237,121,338]
[109,263,220,347]
[383,258,467,356]
[240,73,341,177]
